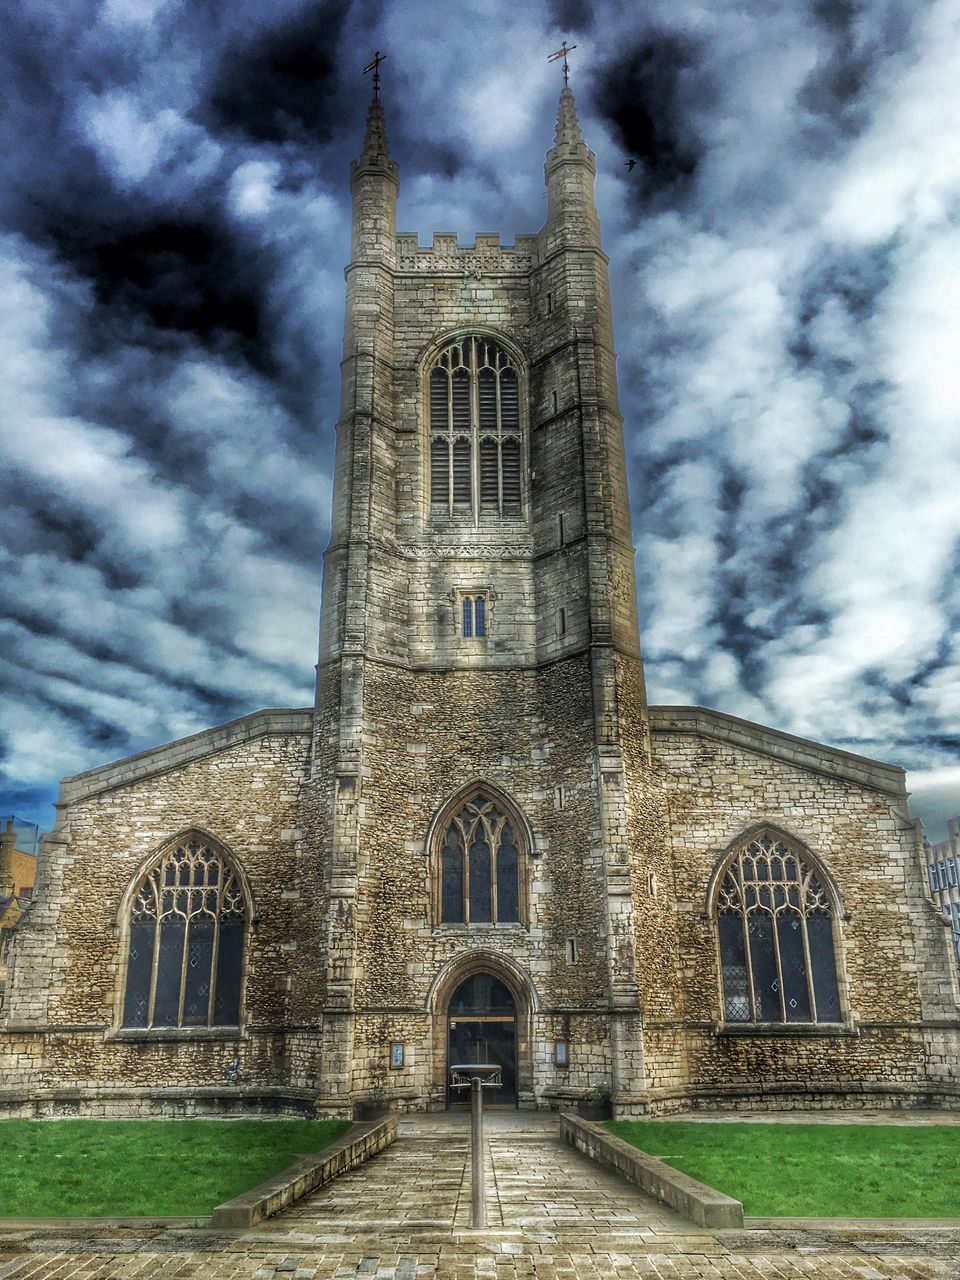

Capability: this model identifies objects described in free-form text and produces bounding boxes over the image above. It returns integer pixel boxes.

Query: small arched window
[121,833,247,1029]
[429,337,523,518]
[716,831,842,1024]
[437,792,525,925]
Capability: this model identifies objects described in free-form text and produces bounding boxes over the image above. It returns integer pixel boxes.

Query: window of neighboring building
[121,834,247,1029]
[437,792,524,925]
[429,337,523,517]
[716,831,842,1025]
[462,593,487,638]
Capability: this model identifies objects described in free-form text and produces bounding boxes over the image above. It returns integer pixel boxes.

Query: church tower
[295,81,674,1112]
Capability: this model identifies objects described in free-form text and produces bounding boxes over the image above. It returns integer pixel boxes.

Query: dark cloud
[799,0,876,138]
[54,219,264,356]
[0,780,58,816]
[545,0,595,34]
[592,33,706,198]
[205,6,348,146]
[801,0,916,138]
[800,244,895,327]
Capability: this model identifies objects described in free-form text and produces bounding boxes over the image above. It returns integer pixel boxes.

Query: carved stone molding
[375,536,534,560]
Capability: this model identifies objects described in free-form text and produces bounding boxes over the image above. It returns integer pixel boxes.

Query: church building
[2,85,958,1119]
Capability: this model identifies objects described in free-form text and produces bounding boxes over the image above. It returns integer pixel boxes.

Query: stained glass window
[438,793,524,925]
[716,832,841,1024]
[122,834,247,1029]
[428,337,524,518]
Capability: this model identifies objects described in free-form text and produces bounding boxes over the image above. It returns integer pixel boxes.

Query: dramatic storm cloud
[1,0,958,837]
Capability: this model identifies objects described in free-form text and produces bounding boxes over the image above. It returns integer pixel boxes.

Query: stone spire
[359,95,390,167]
[554,86,586,149]
[350,89,399,264]
[544,85,599,247]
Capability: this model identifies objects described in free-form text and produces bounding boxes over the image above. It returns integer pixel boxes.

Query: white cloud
[76,91,222,195]
[824,1,960,246]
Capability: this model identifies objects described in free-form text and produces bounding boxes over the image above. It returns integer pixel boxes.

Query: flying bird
[625,159,637,172]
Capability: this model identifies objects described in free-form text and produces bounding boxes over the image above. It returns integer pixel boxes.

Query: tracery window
[716,831,842,1025]
[438,792,523,925]
[121,834,247,1029]
[429,337,523,518]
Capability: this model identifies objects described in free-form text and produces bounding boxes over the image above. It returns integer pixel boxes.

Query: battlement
[396,231,537,274]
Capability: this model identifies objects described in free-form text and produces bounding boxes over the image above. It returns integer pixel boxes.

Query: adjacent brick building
[2,88,958,1119]
[0,818,40,1013]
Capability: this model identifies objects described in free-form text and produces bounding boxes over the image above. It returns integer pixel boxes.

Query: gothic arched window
[428,337,523,518]
[437,792,525,925]
[121,833,247,1029]
[716,831,842,1024]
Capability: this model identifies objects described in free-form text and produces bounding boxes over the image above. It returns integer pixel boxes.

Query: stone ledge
[57,708,314,805]
[211,1116,397,1228]
[716,1022,856,1037]
[561,1112,743,1229]
[107,1027,242,1043]
[648,705,906,796]
[0,1084,342,1120]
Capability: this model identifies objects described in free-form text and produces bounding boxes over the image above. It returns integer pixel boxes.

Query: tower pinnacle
[351,55,398,263]
[359,95,390,165]
[544,84,598,248]
[554,86,586,149]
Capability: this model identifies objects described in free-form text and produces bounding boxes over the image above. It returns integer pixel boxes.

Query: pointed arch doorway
[446,971,518,1107]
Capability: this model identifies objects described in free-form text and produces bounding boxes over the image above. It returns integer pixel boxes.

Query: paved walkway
[2,1111,960,1278]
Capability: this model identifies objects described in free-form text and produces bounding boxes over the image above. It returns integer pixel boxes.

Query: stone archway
[427,952,537,1109]
[446,971,518,1105]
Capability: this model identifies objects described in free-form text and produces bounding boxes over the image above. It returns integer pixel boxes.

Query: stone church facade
[2,89,958,1119]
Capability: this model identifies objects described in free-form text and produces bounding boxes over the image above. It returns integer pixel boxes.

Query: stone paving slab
[2,1112,960,1278]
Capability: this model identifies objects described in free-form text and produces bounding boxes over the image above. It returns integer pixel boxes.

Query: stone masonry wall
[643,717,960,1111]
[0,722,313,1099]
[338,651,618,1104]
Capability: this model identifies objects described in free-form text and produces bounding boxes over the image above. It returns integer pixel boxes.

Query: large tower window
[716,831,842,1025]
[436,791,526,925]
[428,337,523,518]
[121,833,247,1029]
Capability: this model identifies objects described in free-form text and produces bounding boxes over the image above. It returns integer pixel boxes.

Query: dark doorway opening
[446,971,517,1107]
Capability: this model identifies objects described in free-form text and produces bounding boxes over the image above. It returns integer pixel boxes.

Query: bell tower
[293,78,673,1113]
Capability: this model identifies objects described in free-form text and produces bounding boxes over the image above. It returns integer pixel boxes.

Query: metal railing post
[470,1073,485,1229]
[449,1062,499,1230]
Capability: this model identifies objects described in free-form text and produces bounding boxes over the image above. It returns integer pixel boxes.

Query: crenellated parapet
[396,232,538,275]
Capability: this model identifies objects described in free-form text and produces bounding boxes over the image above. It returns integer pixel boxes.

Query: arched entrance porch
[427,951,538,1109]
[447,972,517,1105]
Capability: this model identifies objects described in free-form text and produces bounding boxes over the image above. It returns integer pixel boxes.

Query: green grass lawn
[608,1120,960,1218]
[0,1119,350,1217]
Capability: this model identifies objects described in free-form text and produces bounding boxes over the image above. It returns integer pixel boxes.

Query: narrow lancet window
[461,594,487,639]
[716,832,841,1025]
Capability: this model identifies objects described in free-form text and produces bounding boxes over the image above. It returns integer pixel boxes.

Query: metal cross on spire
[363,50,387,100]
[548,41,577,85]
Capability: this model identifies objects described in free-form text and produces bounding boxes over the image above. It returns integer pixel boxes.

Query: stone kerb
[211,1116,397,1229]
[560,1112,744,1229]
